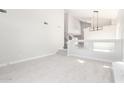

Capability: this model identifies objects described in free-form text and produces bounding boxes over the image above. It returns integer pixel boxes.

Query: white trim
[67,54,113,63]
[0,52,56,68]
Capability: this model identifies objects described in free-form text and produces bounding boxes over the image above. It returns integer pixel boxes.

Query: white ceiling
[67,9,119,20]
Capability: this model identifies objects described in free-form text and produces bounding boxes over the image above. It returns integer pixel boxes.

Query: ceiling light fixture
[89,11,103,31]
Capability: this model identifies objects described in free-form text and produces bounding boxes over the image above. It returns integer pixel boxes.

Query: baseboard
[0,52,56,67]
[68,54,113,63]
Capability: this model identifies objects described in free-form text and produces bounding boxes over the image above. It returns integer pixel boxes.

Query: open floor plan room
[0,9,124,83]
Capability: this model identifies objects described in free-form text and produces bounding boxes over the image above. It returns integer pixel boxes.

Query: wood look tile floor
[0,54,114,83]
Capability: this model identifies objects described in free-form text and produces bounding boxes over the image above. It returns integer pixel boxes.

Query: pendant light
[89,10,103,31]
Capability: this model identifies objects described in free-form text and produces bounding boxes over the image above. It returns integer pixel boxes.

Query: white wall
[84,25,122,62]
[118,10,124,61]
[68,14,81,35]
[84,25,118,40]
[0,9,64,64]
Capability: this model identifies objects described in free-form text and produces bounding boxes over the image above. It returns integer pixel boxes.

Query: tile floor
[0,53,114,83]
